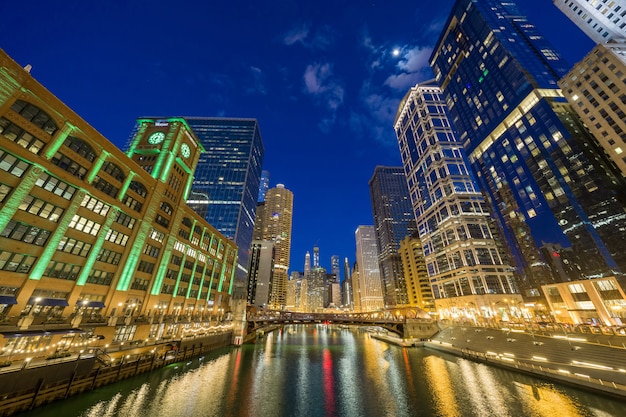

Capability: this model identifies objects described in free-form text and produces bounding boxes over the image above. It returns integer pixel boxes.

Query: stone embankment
[426,326,626,399]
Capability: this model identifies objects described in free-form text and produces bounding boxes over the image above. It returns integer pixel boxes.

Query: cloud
[246,66,267,95]
[283,24,335,50]
[283,24,310,46]
[303,63,344,111]
[384,46,434,91]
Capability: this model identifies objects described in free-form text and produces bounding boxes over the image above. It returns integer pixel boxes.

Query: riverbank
[426,326,626,399]
[0,332,232,417]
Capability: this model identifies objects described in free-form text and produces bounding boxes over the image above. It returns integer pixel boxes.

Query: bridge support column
[403,319,439,340]
[231,298,247,345]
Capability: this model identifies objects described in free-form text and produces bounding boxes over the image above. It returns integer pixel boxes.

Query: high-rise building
[553,0,626,43]
[369,166,418,307]
[431,0,626,311]
[398,235,435,313]
[307,265,327,312]
[258,170,270,203]
[331,255,340,283]
[251,184,293,309]
[559,39,626,176]
[342,257,353,308]
[246,241,275,308]
[355,226,385,312]
[0,49,237,358]
[313,245,320,268]
[304,251,311,278]
[182,118,264,283]
[395,81,521,321]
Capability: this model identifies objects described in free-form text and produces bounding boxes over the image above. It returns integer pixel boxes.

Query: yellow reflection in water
[515,382,587,417]
[423,356,461,417]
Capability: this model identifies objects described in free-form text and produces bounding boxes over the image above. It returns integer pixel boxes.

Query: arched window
[129,180,148,198]
[65,136,96,162]
[10,100,58,135]
[182,217,192,227]
[160,201,173,215]
[100,161,125,182]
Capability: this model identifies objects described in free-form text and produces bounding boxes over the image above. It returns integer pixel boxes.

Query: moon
[392,48,401,57]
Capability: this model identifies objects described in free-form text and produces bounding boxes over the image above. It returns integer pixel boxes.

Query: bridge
[244,306,439,340]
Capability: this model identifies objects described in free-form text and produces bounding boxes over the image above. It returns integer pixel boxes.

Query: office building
[183,117,264,283]
[395,81,521,321]
[0,49,237,359]
[369,166,418,307]
[559,39,626,176]
[431,1,626,314]
[246,241,274,308]
[354,226,385,312]
[258,170,270,203]
[398,235,435,313]
[554,0,626,43]
[251,184,293,309]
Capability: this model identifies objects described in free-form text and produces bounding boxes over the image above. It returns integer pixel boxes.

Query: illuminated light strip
[532,356,547,361]
[571,361,612,370]
[501,357,514,362]
[558,369,571,374]
[469,89,564,162]
[503,353,515,357]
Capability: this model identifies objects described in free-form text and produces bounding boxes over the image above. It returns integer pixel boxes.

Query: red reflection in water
[322,348,336,417]
[402,348,414,391]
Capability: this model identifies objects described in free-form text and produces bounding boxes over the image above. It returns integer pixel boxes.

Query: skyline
[0,0,595,275]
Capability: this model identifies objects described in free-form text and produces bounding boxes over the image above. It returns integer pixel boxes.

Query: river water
[17,325,626,417]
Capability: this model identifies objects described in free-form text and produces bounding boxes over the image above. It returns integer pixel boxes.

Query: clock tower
[126,117,203,203]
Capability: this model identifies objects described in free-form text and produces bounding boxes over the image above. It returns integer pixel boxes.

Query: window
[92,176,119,198]
[87,270,114,285]
[0,117,45,154]
[68,215,101,235]
[57,237,92,257]
[36,173,76,200]
[45,261,81,281]
[19,195,64,222]
[100,161,125,182]
[50,152,87,179]
[115,211,136,229]
[122,194,142,212]
[128,181,148,198]
[1,220,50,246]
[0,150,30,177]
[0,183,12,204]
[64,136,96,162]
[105,229,129,246]
[10,100,58,135]
[80,195,110,216]
[97,248,122,265]
[0,250,37,273]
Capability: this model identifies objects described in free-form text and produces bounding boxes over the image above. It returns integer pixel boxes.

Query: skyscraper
[252,184,293,309]
[431,1,626,307]
[395,81,521,321]
[331,255,340,282]
[304,251,311,278]
[369,166,418,307]
[355,226,385,311]
[553,0,626,43]
[184,118,264,283]
[559,39,626,176]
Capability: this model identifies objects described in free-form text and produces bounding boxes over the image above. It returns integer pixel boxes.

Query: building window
[0,250,37,273]
[87,269,114,285]
[1,220,50,246]
[68,215,101,235]
[57,236,92,257]
[18,195,64,222]
[105,229,129,246]
[122,194,142,213]
[113,325,137,343]
[0,183,12,204]
[50,152,87,179]
[36,173,77,200]
[80,194,110,216]
[96,248,122,265]
[0,117,46,154]
[115,211,136,229]
[0,150,30,177]
[92,176,119,198]
[64,136,96,162]
[100,161,125,182]
[45,261,81,281]
[10,100,58,135]
[128,180,148,198]
[144,244,160,258]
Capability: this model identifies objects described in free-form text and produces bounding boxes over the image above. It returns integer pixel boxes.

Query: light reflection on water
[16,325,626,417]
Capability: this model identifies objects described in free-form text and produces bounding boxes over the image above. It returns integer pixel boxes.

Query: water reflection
[17,325,626,417]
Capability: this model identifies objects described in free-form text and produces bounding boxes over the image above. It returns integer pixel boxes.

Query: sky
[0,0,594,278]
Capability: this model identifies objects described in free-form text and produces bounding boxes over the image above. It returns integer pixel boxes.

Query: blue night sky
[1,1,594,277]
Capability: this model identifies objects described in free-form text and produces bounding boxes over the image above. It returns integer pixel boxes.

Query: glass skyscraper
[184,118,264,283]
[355,225,385,312]
[369,166,418,307]
[554,0,626,43]
[431,0,626,301]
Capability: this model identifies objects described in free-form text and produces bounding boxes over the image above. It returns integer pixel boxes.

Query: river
[16,325,626,417]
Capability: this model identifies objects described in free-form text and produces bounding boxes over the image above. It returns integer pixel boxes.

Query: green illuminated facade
[0,48,237,358]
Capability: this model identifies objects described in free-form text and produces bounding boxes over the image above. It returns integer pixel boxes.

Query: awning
[77,301,105,308]
[0,328,84,338]
[0,295,17,305]
[28,297,70,307]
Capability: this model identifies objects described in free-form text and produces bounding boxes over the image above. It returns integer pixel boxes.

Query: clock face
[181,143,191,158]
[147,131,165,145]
